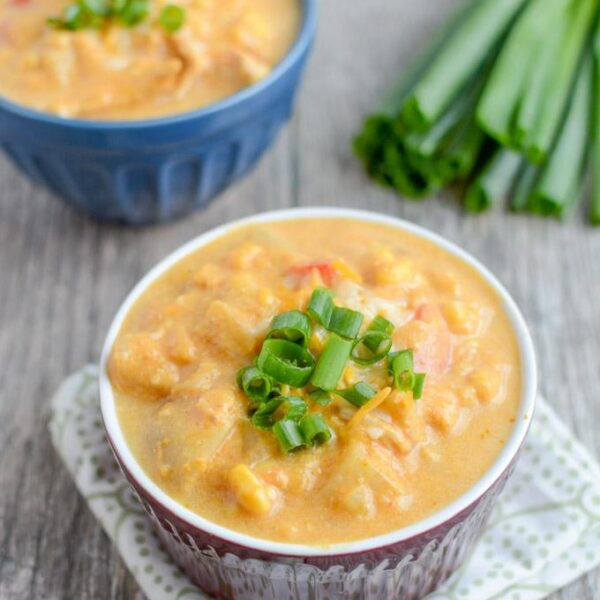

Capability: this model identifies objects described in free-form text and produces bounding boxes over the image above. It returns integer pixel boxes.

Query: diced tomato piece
[414,303,438,322]
[0,23,12,45]
[411,303,451,377]
[287,261,336,286]
[9,0,30,5]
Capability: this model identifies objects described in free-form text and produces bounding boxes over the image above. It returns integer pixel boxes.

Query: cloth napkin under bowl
[49,366,600,600]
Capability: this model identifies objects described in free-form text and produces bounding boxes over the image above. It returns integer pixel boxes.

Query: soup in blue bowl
[0,0,316,225]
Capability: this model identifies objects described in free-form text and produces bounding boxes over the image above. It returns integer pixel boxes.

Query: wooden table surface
[1,1,599,598]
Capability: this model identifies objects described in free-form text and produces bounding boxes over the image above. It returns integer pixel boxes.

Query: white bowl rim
[99,206,538,557]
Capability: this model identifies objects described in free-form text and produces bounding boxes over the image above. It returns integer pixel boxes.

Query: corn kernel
[442,301,480,335]
[258,287,277,307]
[309,332,325,354]
[373,258,415,286]
[228,464,273,515]
[343,364,358,386]
[374,247,394,262]
[230,243,265,269]
[470,369,502,403]
[426,390,460,433]
[193,263,222,288]
[331,259,363,283]
[431,271,460,296]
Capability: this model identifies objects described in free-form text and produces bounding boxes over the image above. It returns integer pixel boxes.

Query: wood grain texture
[0,1,598,598]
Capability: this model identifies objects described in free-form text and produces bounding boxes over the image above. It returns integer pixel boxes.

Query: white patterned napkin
[49,366,600,600]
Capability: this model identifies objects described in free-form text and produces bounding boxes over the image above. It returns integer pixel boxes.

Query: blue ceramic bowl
[0,0,316,225]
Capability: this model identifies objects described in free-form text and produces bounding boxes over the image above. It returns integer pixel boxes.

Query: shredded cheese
[347,386,392,430]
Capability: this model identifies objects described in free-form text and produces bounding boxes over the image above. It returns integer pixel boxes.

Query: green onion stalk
[465,149,523,213]
[354,0,526,200]
[354,0,600,223]
[527,54,593,218]
[592,18,600,225]
[400,0,529,130]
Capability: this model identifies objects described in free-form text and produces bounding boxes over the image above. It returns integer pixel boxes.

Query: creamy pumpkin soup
[0,0,300,119]
[108,219,521,545]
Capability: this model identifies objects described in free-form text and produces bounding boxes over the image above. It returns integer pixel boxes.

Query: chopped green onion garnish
[300,413,332,446]
[257,339,315,388]
[335,382,377,407]
[389,349,416,391]
[365,315,395,351]
[351,331,393,365]
[48,0,182,31]
[309,389,331,406]
[310,333,352,390]
[250,397,284,430]
[387,349,413,374]
[237,366,273,407]
[268,382,282,399]
[82,0,110,15]
[111,0,127,12]
[238,289,427,451]
[118,0,149,26]
[273,419,305,453]
[50,3,85,30]
[250,395,307,430]
[267,310,311,346]
[413,373,426,400]
[159,3,185,32]
[396,370,416,391]
[307,287,334,326]
[328,307,364,339]
[284,395,308,422]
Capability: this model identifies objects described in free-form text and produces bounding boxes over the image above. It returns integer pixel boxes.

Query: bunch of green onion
[47,0,186,33]
[237,287,425,454]
[354,0,600,224]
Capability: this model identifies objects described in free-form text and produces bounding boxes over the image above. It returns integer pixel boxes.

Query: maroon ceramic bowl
[100,208,538,599]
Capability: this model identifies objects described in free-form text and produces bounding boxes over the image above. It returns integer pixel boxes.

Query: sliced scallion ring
[300,413,332,446]
[364,315,395,351]
[351,330,393,365]
[389,349,416,391]
[412,372,426,400]
[335,382,377,407]
[273,419,305,453]
[387,349,413,373]
[310,333,352,390]
[327,306,364,339]
[284,395,308,422]
[309,389,332,407]
[118,0,149,26]
[257,339,315,387]
[82,0,110,16]
[250,395,307,430]
[307,287,334,326]
[250,397,284,430]
[159,3,185,32]
[267,310,311,346]
[237,366,273,407]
